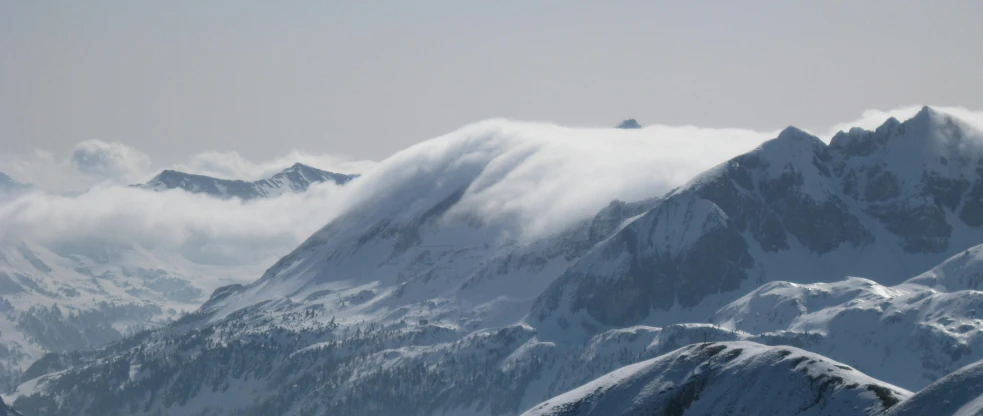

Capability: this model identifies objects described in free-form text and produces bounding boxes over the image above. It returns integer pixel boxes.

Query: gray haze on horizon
[2,1,983,166]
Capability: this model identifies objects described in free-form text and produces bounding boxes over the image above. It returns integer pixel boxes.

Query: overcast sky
[2,1,983,166]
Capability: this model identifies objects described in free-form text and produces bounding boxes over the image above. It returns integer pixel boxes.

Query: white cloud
[0,148,90,192]
[0,182,348,267]
[70,139,152,182]
[0,141,374,271]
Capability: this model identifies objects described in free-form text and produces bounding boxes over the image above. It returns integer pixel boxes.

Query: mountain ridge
[137,162,357,199]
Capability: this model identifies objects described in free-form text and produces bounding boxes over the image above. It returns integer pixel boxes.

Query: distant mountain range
[6,107,983,416]
[136,163,357,199]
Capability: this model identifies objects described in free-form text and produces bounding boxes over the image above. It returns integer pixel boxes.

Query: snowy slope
[0,240,256,390]
[711,243,983,390]
[522,341,909,416]
[138,163,356,200]
[885,359,983,416]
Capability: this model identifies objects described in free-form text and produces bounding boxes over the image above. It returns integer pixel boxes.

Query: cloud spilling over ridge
[823,105,983,139]
[0,119,777,269]
[288,119,777,241]
[2,106,980,272]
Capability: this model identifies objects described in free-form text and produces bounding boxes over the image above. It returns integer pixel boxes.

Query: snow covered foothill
[522,341,910,416]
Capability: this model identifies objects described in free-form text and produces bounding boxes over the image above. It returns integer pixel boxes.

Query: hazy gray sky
[2,1,983,165]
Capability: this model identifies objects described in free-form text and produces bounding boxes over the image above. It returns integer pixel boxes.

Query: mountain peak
[901,105,962,137]
[776,125,816,142]
[615,119,642,129]
[154,169,181,178]
[912,105,938,120]
[876,116,903,133]
[766,126,827,156]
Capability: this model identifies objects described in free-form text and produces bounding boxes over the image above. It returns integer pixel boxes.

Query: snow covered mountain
[6,108,983,415]
[614,119,642,129]
[532,106,983,339]
[522,341,909,416]
[137,163,357,199]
